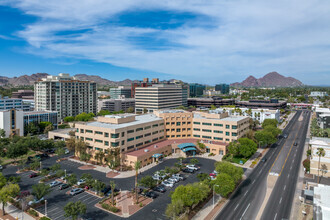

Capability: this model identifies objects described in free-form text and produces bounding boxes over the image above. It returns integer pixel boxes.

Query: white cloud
[2,0,330,84]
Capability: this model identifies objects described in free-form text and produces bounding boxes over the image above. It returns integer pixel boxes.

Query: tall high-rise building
[215,84,230,94]
[110,86,132,99]
[135,84,188,113]
[189,83,206,97]
[34,73,97,120]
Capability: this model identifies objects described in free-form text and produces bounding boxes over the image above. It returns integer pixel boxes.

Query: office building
[189,83,205,97]
[11,90,34,99]
[215,84,230,94]
[110,86,132,99]
[309,137,330,178]
[0,109,24,137]
[135,84,188,113]
[23,111,58,129]
[0,96,32,111]
[310,91,328,97]
[213,107,280,123]
[203,90,221,97]
[131,78,159,98]
[315,108,330,129]
[97,99,135,113]
[236,100,287,109]
[188,97,235,108]
[34,73,97,120]
[97,91,110,98]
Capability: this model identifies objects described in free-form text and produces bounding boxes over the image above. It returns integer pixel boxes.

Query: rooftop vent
[154,145,157,148]
[144,149,149,152]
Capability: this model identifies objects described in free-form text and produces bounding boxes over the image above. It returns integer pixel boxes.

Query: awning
[178,143,196,149]
[206,146,210,149]
[152,153,163,158]
[182,147,197,152]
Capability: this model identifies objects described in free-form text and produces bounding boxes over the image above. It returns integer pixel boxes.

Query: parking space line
[86,197,100,204]
[53,214,65,220]
[76,193,89,200]
[48,207,59,213]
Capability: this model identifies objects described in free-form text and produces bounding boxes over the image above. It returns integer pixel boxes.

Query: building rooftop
[310,137,330,146]
[49,128,75,135]
[157,109,187,113]
[23,111,58,116]
[82,114,162,129]
[193,113,248,122]
[314,184,330,220]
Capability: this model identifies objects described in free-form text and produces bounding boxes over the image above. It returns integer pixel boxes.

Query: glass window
[226,125,230,129]
[104,132,109,137]
[145,126,151,130]
[86,130,93,133]
[176,122,181,126]
[111,142,119,147]
[232,132,237,136]
[152,124,158,127]
[202,136,212,139]
[136,135,143,139]
[127,137,134,142]
[193,122,200,125]
[226,132,230,136]
[193,135,200,138]
[104,141,109,146]
[95,139,103,143]
[202,129,212,132]
[111,133,119,138]
[176,128,181,132]
[214,137,223,140]
[136,128,143,132]
[95,131,103,135]
[214,123,223,127]
[127,130,134,134]
[232,125,237,129]
[214,130,223,133]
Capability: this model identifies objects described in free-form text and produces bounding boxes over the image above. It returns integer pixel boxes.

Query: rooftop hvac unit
[154,145,157,148]
[144,149,149,152]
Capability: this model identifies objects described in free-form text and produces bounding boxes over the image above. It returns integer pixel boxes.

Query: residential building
[23,111,58,129]
[97,99,135,112]
[310,91,328,97]
[131,78,159,98]
[135,84,188,113]
[110,86,131,99]
[75,114,165,162]
[189,83,205,97]
[188,97,235,108]
[0,109,24,137]
[11,90,34,99]
[315,108,330,129]
[0,96,32,111]
[215,84,230,94]
[154,110,193,139]
[34,73,97,120]
[213,107,280,123]
[192,111,250,143]
[309,137,330,178]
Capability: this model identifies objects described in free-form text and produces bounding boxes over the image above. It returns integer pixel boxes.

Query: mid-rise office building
[110,86,131,99]
[215,84,230,94]
[23,111,58,129]
[213,107,280,123]
[189,83,205,97]
[188,97,235,108]
[0,96,31,111]
[131,78,159,98]
[0,109,24,137]
[11,90,34,99]
[97,99,135,113]
[135,84,188,113]
[34,73,97,120]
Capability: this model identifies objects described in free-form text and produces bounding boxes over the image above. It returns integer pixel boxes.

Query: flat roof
[84,114,162,129]
[24,111,58,115]
[314,184,330,220]
[193,113,248,122]
[49,128,75,135]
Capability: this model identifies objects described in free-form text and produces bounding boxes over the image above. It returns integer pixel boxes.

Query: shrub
[28,209,39,217]
[102,203,110,210]
[109,206,119,213]
[40,217,51,220]
[101,203,119,213]
[208,153,215,157]
[139,202,143,207]
[303,159,310,172]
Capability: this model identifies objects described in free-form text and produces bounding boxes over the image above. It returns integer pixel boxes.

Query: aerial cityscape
[0,1,330,220]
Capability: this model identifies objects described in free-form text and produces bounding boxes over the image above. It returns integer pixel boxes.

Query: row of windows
[165,121,192,125]
[193,122,238,129]
[166,128,191,132]
[166,134,191,138]
[193,135,230,142]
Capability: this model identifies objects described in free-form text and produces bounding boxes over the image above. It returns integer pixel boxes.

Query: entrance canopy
[182,147,197,152]
[178,143,196,149]
[152,153,163,158]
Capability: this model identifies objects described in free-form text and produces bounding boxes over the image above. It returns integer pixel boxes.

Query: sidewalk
[279,111,296,130]
[0,203,35,220]
[192,194,222,220]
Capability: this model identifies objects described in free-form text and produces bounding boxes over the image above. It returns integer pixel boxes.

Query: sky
[0,0,330,85]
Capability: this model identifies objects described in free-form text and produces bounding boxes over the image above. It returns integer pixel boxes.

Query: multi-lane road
[215,110,310,220]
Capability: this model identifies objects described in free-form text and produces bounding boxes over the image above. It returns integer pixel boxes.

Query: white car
[167,178,177,184]
[172,174,184,181]
[186,165,199,170]
[64,149,70,154]
[162,181,174,187]
[154,171,166,179]
[28,197,44,206]
[0,165,3,170]
[49,181,61,187]
[77,179,85,186]
[168,177,179,183]
[152,175,161,181]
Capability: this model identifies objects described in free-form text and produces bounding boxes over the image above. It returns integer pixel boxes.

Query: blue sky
[0,0,330,85]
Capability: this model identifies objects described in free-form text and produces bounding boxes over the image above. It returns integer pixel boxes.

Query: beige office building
[75,114,165,162]
[192,111,250,143]
[309,137,330,178]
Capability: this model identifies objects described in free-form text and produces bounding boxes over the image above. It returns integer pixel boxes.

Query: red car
[29,173,38,178]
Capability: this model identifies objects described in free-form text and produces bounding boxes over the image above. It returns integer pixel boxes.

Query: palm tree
[134,161,141,203]
[317,148,325,183]
[109,180,116,205]
[99,151,105,165]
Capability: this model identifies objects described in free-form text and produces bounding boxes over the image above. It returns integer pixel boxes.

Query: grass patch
[222,154,248,164]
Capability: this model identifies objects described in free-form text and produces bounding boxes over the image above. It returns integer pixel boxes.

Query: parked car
[29,173,38,178]
[59,183,69,190]
[294,142,298,146]
[182,168,194,173]
[260,157,267,162]
[162,181,174,187]
[154,171,167,179]
[65,149,70,154]
[171,176,180,182]
[145,191,158,199]
[283,134,288,138]
[0,165,3,171]
[101,186,111,195]
[186,165,199,170]
[49,181,61,187]
[152,175,161,181]
[167,178,178,183]
[77,179,86,186]
[28,197,44,206]
[172,174,184,181]
[70,188,84,196]
[153,185,166,193]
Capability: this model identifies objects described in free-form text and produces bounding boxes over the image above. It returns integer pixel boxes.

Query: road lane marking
[287,174,290,178]
[274,213,277,220]
[279,197,282,204]
[252,180,256,184]
[234,204,239,211]
[244,190,249,196]
[284,185,286,190]
[240,203,250,220]
[259,170,262,174]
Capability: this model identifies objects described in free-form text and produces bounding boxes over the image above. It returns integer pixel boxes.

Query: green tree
[26,123,39,135]
[238,138,257,158]
[6,143,28,163]
[134,161,141,202]
[303,159,310,173]
[189,158,199,165]
[55,147,65,158]
[32,183,51,200]
[0,129,6,138]
[210,104,217,110]
[40,168,50,177]
[165,199,185,219]
[109,180,116,205]
[262,119,278,128]
[126,106,135,113]
[254,130,277,147]
[138,176,156,189]
[213,173,235,197]
[171,183,209,207]
[93,180,105,195]
[39,122,52,133]
[50,164,61,172]
[64,201,86,220]
[317,148,325,183]
[81,173,93,187]
[97,110,111,116]
[0,183,20,216]
[0,173,7,189]
[67,174,77,186]
[215,161,243,184]
[263,125,282,138]
[197,173,209,182]
[228,141,239,156]
[44,124,54,134]
[64,116,75,123]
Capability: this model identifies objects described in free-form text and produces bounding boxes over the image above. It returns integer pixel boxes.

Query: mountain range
[230,72,303,87]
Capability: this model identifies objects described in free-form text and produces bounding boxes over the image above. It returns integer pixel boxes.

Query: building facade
[34,73,97,120]
[23,111,58,129]
[215,84,230,94]
[315,108,330,129]
[131,78,159,98]
[189,83,205,97]
[0,96,32,111]
[135,84,188,113]
[188,97,235,108]
[0,109,24,137]
[310,91,328,97]
[110,86,132,99]
[213,107,280,123]
[309,137,330,178]
[11,90,34,99]
[97,99,135,113]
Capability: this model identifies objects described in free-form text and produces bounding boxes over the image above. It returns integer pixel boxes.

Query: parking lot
[2,154,241,219]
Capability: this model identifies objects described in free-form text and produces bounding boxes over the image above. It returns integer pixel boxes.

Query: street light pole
[45,200,47,216]
[40,161,42,170]
[213,184,219,209]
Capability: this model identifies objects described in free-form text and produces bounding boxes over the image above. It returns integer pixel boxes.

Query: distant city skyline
[0,1,330,85]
